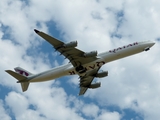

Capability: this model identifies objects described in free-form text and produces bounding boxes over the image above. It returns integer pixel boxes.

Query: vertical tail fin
[5,67,33,92]
[14,67,33,77]
[20,82,30,92]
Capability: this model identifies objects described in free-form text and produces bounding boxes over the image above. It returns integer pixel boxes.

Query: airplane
[5,29,155,95]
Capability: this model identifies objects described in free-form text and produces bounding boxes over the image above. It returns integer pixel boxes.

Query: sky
[1,0,160,120]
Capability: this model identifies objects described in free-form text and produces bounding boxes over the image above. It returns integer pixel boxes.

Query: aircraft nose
[149,42,155,47]
[143,41,155,51]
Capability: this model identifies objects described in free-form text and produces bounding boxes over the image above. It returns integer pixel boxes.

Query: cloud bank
[1,0,160,120]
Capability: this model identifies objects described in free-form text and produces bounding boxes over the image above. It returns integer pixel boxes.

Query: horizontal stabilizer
[5,70,27,81]
[5,70,30,92]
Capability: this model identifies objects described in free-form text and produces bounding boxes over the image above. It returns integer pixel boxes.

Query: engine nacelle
[84,51,97,57]
[95,71,108,78]
[64,41,77,48]
[88,82,101,89]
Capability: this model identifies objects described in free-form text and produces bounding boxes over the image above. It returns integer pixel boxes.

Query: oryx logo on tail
[14,67,33,77]
[6,67,33,92]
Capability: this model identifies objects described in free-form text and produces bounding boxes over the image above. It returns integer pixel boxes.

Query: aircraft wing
[34,29,98,67]
[79,77,94,95]
[79,87,89,95]
[79,67,101,95]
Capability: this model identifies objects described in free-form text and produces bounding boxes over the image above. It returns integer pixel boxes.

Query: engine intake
[95,71,108,78]
[84,51,97,57]
[63,41,77,48]
[88,82,101,89]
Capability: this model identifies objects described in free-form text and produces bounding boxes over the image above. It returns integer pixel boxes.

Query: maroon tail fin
[14,67,33,77]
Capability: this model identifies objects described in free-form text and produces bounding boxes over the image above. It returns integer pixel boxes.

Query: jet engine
[88,82,101,89]
[84,51,97,57]
[63,41,77,48]
[95,71,108,78]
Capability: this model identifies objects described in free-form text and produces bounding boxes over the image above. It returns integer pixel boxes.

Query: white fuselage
[28,41,155,82]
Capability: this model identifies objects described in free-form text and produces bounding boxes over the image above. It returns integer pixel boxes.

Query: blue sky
[1,0,160,120]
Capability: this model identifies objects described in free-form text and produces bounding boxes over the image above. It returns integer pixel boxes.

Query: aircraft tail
[5,67,33,92]
[14,67,33,76]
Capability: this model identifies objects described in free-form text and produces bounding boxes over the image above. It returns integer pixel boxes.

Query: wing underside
[34,29,98,67]
[79,67,101,95]
[79,87,88,95]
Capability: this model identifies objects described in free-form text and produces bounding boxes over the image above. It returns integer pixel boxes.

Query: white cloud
[5,92,29,116]
[0,100,11,120]
[1,0,160,120]
[116,1,160,41]
[82,103,99,118]
[97,111,121,120]
[16,109,47,120]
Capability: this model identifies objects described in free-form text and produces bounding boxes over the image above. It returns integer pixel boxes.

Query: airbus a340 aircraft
[6,29,155,95]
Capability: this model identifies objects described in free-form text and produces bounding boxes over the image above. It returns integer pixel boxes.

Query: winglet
[34,29,40,33]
